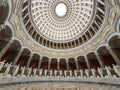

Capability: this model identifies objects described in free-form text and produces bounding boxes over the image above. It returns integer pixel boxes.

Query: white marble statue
[80,70,83,77]
[60,70,62,77]
[4,62,12,74]
[91,69,96,77]
[70,70,72,77]
[50,70,52,77]
[44,69,47,77]
[105,66,112,77]
[21,66,25,76]
[0,60,5,71]
[13,65,19,76]
[54,70,57,77]
[64,70,67,77]
[33,68,37,76]
[98,68,103,78]
[27,68,32,77]
[39,69,43,76]
[74,70,77,77]
[85,69,89,77]
[113,64,120,77]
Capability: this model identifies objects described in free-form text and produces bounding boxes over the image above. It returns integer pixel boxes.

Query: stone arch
[68,58,76,71]
[40,56,49,70]
[17,48,31,67]
[108,35,120,65]
[97,46,116,67]
[1,39,22,63]
[60,58,66,71]
[30,53,40,69]
[0,26,13,54]
[50,58,57,71]
[86,52,100,69]
[77,56,87,70]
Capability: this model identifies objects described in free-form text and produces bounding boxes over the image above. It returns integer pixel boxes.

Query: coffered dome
[22,0,106,50]
[30,0,95,42]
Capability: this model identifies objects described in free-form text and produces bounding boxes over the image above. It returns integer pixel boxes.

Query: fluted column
[38,57,42,69]
[13,49,23,65]
[0,40,14,58]
[26,55,33,68]
[75,58,79,70]
[107,46,120,65]
[84,56,90,70]
[95,52,104,68]
[66,59,69,71]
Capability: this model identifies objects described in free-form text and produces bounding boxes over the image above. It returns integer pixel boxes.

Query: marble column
[107,46,120,65]
[48,58,51,71]
[57,59,60,70]
[0,40,14,58]
[84,56,90,70]
[66,59,69,71]
[38,57,42,69]
[75,58,79,71]
[95,52,104,68]
[26,55,33,68]
[13,49,23,65]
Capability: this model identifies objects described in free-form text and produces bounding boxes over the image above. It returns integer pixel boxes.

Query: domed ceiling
[22,0,106,51]
[30,0,94,42]
[20,0,109,58]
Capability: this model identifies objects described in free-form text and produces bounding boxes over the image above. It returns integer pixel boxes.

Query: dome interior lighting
[55,3,67,17]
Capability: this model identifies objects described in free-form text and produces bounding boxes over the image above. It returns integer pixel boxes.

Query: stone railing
[0,61,120,85]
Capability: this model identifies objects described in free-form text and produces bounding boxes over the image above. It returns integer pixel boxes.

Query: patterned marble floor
[0,82,120,90]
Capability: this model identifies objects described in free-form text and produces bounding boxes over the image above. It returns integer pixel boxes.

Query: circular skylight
[55,3,67,17]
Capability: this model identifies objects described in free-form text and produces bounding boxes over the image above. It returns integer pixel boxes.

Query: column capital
[29,55,33,58]
[66,59,68,62]
[39,56,42,59]
[9,40,14,44]
[106,46,111,49]
[95,51,99,55]
[57,59,60,62]
[84,55,90,69]
[49,58,51,62]
[19,49,23,52]
[75,58,78,62]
